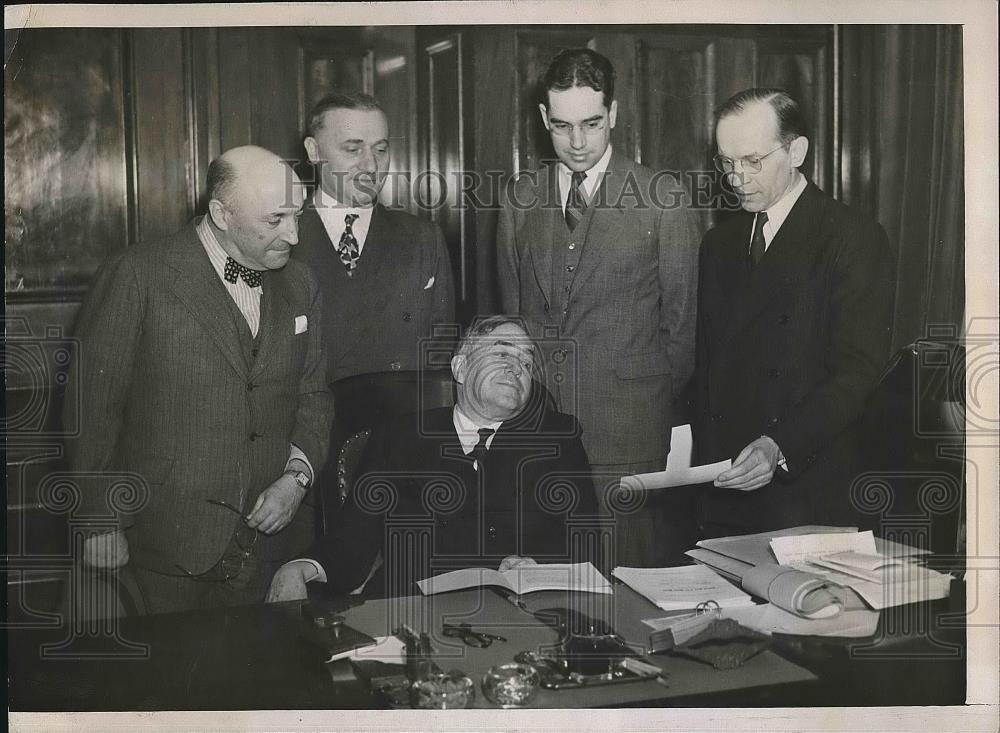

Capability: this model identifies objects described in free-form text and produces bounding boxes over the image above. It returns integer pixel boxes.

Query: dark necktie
[565,171,587,232]
[470,427,495,470]
[223,257,264,288]
[338,213,361,276]
[749,211,768,268]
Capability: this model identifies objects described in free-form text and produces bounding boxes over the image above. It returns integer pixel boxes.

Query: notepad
[613,564,754,612]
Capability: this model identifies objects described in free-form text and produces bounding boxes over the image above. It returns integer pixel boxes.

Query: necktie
[749,211,768,268]
[565,171,587,232]
[223,257,264,288]
[338,213,361,276]
[471,427,495,470]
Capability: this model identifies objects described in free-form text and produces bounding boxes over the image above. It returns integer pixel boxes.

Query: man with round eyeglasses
[691,87,894,539]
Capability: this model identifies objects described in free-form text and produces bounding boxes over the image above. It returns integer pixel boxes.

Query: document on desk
[770,530,878,566]
[613,564,754,611]
[620,424,731,491]
[723,603,880,638]
[417,562,612,596]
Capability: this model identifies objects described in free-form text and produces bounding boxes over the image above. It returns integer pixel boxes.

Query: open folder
[620,424,731,491]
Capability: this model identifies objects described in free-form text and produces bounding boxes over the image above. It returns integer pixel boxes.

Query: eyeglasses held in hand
[173,499,258,582]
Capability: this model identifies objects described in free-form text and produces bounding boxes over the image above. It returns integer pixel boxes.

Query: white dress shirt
[748,172,808,253]
[453,405,502,471]
[557,143,614,213]
[313,190,374,255]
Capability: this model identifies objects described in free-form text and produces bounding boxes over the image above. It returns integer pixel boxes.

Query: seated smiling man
[267,316,601,601]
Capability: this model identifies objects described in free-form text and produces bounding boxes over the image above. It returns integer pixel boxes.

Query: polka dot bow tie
[224,257,265,288]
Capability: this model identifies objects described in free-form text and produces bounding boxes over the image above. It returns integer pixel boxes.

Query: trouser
[591,460,663,568]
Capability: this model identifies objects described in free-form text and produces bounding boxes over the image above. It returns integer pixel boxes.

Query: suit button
[389,361,401,371]
[563,286,570,293]
[562,307,568,315]
[779,314,790,325]
[711,413,723,423]
[249,432,261,441]
[246,382,255,392]
[553,349,567,362]
[402,312,412,322]
[543,303,550,313]
[488,525,497,538]
[767,416,779,426]
[568,243,576,250]
[566,265,575,272]
[251,348,259,358]
[768,368,781,378]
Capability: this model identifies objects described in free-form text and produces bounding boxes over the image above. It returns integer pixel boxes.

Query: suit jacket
[693,182,894,530]
[498,151,701,466]
[294,200,456,382]
[310,403,601,598]
[65,222,334,574]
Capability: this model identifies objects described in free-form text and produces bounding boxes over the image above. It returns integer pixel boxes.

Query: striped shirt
[196,216,262,337]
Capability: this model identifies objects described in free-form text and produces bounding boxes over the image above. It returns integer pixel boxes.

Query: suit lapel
[722,183,822,338]
[251,270,293,379]
[165,224,250,377]
[525,166,557,307]
[570,151,628,297]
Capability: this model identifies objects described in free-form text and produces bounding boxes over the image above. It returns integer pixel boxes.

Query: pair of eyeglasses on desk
[442,623,507,648]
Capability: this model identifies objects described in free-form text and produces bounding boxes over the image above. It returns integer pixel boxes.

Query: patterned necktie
[565,171,587,232]
[223,256,264,288]
[749,211,769,268]
[471,427,495,470]
[338,213,361,276]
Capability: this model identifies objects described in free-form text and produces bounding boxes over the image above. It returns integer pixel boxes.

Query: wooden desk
[7,584,965,710]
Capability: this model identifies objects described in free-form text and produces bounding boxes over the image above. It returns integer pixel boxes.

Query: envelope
[294,315,308,334]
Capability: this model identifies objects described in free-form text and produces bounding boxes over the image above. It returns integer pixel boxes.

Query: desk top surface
[7,583,966,711]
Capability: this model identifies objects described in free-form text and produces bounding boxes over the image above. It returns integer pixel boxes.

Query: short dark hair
[716,88,807,144]
[307,92,384,137]
[457,315,532,358]
[542,48,615,108]
[206,155,237,205]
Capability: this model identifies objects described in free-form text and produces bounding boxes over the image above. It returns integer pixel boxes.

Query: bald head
[206,145,305,270]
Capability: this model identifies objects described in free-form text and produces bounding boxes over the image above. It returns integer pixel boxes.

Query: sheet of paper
[416,567,509,595]
[722,603,880,638]
[620,424,732,491]
[613,564,753,610]
[770,530,878,566]
[696,525,858,566]
[510,562,612,594]
[327,635,405,664]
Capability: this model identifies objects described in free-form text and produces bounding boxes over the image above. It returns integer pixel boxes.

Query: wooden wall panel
[131,28,191,241]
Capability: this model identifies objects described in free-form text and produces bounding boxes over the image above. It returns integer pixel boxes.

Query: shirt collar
[313,190,375,247]
[558,143,613,200]
[452,405,503,455]
[761,172,808,237]
[196,216,261,290]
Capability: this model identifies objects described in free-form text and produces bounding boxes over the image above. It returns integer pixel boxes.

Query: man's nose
[283,216,299,245]
[359,146,378,172]
[568,127,586,149]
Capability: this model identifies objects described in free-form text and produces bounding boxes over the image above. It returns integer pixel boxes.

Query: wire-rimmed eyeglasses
[713,142,789,174]
[173,499,257,582]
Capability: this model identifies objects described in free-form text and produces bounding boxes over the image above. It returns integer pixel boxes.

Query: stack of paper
[417,562,612,596]
[612,564,755,611]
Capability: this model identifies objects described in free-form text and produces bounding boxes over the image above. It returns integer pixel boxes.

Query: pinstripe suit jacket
[65,222,333,574]
[498,152,700,466]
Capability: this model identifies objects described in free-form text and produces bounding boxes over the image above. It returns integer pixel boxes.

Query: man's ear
[303,137,319,164]
[207,199,229,231]
[537,103,550,131]
[789,135,809,168]
[451,354,466,384]
[608,99,618,129]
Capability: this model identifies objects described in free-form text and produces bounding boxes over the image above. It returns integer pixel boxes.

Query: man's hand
[246,474,307,534]
[714,436,782,491]
[82,530,130,569]
[265,561,314,603]
[498,556,537,572]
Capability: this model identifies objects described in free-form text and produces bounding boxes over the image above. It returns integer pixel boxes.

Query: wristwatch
[285,469,310,490]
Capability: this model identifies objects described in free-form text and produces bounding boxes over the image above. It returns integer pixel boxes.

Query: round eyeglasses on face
[713,142,790,174]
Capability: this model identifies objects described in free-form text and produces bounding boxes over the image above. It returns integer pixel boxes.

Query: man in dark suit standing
[693,88,893,538]
[265,316,601,601]
[66,146,334,614]
[498,49,700,567]
[295,92,456,382]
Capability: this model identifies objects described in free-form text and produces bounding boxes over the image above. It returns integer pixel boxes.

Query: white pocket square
[423,276,435,290]
[294,315,308,334]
